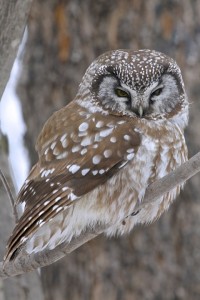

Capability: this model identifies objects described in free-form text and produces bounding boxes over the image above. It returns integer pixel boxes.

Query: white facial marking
[92,155,101,165]
[110,136,117,143]
[81,168,90,176]
[103,149,112,158]
[79,122,89,132]
[69,164,80,174]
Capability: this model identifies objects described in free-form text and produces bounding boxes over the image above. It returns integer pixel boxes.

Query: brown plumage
[4,49,188,262]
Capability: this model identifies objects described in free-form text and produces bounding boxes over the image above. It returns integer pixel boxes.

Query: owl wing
[5,102,141,261]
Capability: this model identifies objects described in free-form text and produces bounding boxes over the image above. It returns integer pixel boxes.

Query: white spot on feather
[62,187,68,191]
[61,138,68,148]
[110,136,117,143]
[92,155,101,164]
[72,145,81,153]
[60,133,67,142]
[41,168,55,177]
[53,205,59,210]
[69,164,80,174]
[50,141,56,150]
[99,128,113,137]
[127,148,134,153]
[56,151,68,159]
[81,168,90,176]
[99,169,105,174]
[79,122,89,132]
[55,196,61,202]
[92,170,98,175]
[56,207,63,213]
[81,148,87,155]
[118,161,128,169]
[127,153,134,160]
[124,135,130,141]
[81,136,92,146]
[103,149,112,158]
[96,121,104,128]
[69,192,78,201]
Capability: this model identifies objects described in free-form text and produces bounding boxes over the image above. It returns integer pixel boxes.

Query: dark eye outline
[115,87,130,99]
[150,86,163,104]
[151,87,163,97]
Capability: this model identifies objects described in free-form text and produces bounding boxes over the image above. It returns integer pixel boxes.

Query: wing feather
[4,102,141,261]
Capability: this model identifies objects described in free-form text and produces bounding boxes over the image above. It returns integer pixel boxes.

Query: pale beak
[138,105,143,117]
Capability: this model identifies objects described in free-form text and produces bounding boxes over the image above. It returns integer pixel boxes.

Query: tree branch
[0,0,32,100]
[0,150,200,279]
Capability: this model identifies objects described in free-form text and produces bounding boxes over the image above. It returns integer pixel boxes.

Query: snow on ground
[0,30,30,192]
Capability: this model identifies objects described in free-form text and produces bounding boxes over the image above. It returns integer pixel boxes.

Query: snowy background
[0,31,29,191]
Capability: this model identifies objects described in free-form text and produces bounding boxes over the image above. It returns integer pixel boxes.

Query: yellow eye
[151,87,163,97]
[115,88,129,98]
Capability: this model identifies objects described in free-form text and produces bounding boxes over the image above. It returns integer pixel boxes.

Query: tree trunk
[0,0,44,298]
[17,0,200,299]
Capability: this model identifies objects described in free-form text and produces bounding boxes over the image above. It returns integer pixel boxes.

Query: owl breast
[24,118,187,254]
[104,118,188,236]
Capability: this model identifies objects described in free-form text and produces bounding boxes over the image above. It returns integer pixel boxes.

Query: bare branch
[0,169,18,223]
[135,151,200,211]
[0,150,200,279]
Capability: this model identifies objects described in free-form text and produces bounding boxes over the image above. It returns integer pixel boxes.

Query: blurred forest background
[1,0,200,299]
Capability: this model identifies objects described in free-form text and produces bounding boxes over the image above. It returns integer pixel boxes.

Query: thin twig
[0,169,18,223]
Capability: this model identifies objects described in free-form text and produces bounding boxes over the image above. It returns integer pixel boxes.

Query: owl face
[78,49,187,123]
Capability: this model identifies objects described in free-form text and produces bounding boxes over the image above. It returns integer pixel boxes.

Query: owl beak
[138,105,143,117]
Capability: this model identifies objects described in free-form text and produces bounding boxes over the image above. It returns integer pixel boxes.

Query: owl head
[77,49,188,129]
